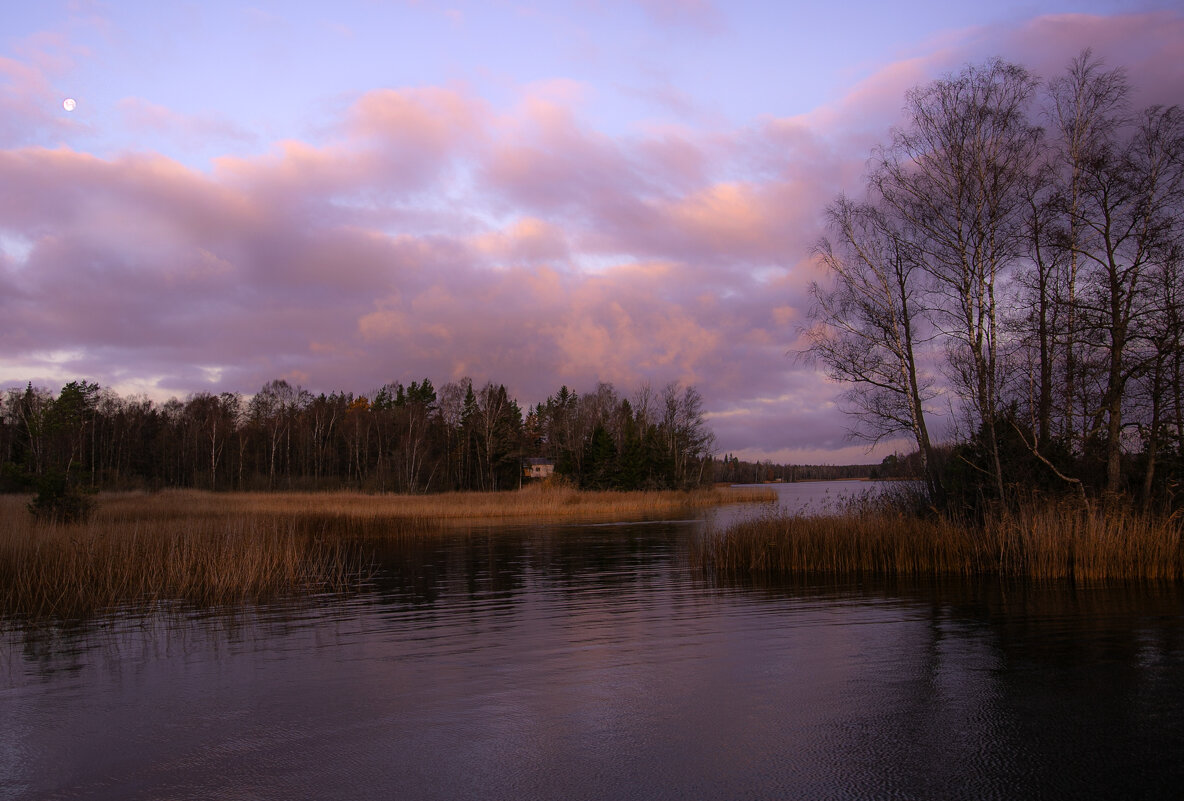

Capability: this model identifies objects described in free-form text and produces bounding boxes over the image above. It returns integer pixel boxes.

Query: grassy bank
[1,485,773,618]
[696,499,1184,583]
[1,513,360,619]
[86,483,775,525]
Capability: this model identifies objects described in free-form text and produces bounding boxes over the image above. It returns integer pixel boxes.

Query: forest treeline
[713,457,875,484]
[808,51,1184,511]
[0,377,718,495]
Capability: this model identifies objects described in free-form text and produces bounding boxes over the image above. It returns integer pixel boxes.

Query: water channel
[3,482,1183,799]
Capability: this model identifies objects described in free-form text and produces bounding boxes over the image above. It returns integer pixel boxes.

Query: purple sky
[3,1,1183,463]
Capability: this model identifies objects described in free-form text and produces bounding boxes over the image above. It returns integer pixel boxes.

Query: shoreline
[696,500,1184,584]
[46,483,778,523]
[0,485,775,619]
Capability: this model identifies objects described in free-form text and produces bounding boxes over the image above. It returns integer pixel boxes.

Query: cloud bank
[2,10,1182,462]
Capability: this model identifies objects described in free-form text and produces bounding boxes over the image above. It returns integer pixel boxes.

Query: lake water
[3,483,1183,800]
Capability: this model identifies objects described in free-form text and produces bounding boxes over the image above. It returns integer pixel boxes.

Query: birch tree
[807,196,942,502]
[874,59,1042,498]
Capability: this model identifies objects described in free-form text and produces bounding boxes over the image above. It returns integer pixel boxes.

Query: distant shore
[725,477,877,485]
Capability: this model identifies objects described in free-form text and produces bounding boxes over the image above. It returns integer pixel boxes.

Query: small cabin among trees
[522,458,556,480]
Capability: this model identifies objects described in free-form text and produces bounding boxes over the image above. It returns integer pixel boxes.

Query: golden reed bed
[696,499,1184,584]
[87,484,776,524]
[1,485,774,619]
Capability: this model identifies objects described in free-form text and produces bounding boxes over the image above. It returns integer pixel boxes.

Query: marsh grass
[696,497,1184,583]
[1,501,363,619]
[90,484,774,525]
[1,485,772,618]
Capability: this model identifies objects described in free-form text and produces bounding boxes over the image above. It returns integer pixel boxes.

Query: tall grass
[1,485,773,619]
[695,497,1184,583]
[0,499,362,619]
[89,484,773,525]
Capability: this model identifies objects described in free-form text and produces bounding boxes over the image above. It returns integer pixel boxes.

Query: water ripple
[3,520,1183,800]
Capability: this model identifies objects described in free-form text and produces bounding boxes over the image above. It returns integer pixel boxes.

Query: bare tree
[807,196,942,502]
[184,392,240,490]
[1061,102,1184,493]
[1046,50,1130,445]
[661,383,714,486]
[874,58,1043,498]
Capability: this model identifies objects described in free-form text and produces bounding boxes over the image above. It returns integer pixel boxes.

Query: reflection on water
[3,506,1183,800]
[705,479,888,529]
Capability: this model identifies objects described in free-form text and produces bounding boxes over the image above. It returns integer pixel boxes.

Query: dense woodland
[0,378,720,495]
[808,52,1184,511]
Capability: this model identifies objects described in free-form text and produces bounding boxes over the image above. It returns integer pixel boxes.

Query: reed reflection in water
[3,518,1183,800]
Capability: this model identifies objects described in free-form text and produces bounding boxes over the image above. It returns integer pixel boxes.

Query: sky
[2,1,1183,464]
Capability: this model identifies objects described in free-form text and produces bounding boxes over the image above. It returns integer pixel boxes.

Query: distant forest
[0,378,886,496]
[0,378,736,494]
[713,457,878,484]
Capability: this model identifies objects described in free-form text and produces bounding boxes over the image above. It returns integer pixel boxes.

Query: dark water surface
[3,488,1183,800]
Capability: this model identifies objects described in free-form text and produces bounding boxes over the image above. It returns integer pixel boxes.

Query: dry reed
[2,485,772,618]
[89,484,774,525]
[0,497,362,619]
[696,499,1184,583]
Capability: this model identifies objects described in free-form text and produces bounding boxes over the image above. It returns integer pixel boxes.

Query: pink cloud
[1000,13,1184,107]
[482,91,646,215]
[3,8,1182,461]
[658,182,779,257]
[0,55,80,146]
[0,83,880,447]
[347,86,486,158]
[473,217,570,264]
[203,87,498,243]
[117,97,256,146]
[10,30,85,76]
[0,26,96,147]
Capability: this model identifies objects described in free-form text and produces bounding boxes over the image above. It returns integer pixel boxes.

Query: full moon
[62,98,76,112]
